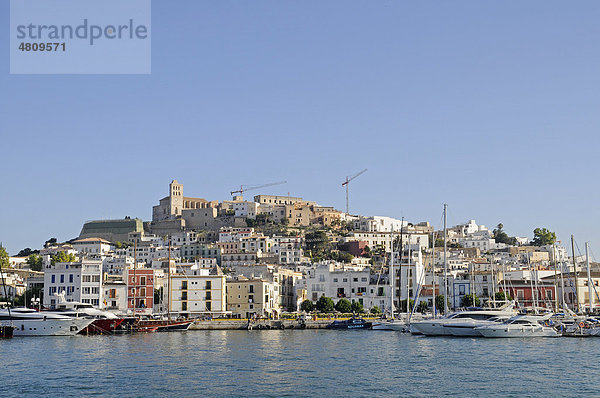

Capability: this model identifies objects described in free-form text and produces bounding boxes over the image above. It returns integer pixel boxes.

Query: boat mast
[399,219,404,313]
[133,239,137,315]
[168,238,172,321]
[431,232,436,319]
[528,256,535,311]
[553,244,559,312]
[571,235,580,313]
[389,226,396,319]
[443,204,449,314]
[586,242,593,314]
[502,262,508,304]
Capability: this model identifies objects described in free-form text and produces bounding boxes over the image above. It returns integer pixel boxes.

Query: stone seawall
[190,319,335,330]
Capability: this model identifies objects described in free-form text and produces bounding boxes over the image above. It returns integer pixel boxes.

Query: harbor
[3,330,600,397]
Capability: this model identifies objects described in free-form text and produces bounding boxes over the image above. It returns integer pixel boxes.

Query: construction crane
[230,181,287,197]
[341,169,367,214]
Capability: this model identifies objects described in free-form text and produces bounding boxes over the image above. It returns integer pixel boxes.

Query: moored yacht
[48,298,124,334]
[0,308,94,336]
[443,314,515,337]
[475,314,560,338]
[411,304,517,336]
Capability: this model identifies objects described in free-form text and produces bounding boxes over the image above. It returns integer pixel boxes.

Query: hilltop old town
[0,180,597,320]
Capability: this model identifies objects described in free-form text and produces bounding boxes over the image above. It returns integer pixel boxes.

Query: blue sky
[1,1,599,258]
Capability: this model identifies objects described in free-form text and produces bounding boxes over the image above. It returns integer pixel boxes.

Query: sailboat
[372,226,409,331]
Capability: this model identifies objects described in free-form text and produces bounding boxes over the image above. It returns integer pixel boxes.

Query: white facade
[103,281,128,311]
[71,238,114,255]
[43,260,103,308]
[342,231,429,251]
[169,267,227,316]
[354,216,408,233]
[305,263,371,306]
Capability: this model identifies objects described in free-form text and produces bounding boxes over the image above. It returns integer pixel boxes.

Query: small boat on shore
[327,318,372,330]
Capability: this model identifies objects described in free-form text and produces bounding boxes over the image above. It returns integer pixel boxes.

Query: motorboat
[371,319,407,332]
[475,314,560,338]
[0,308,94,337]
[48,299,124,334]
[411,305,517,336]
[443,315,514,337]
[327,317,372,330]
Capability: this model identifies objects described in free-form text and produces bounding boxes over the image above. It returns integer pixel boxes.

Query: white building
[354,216,408,233]
[305,263,371,307]
[43,260,103,308]
[169,266,227,317]
[71,237,114,255]
[342,231,429,251]
[103,280,128,312]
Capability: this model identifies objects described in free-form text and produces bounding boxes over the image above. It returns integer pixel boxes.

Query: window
[206,281,212,290]
[206,302,211,311]
[69,274,73,283]
[517,290,524,300]
[140,276,146,285]
[249,285,254,293]
[182,281,188,290]
[91,287,99,295]
[353,278,358,282]
[60,275,64,283]
[333,278,338,283]
[459,285,466,295]
[51,275,55,283]
[83,275,91,283]
[182,302,187,311]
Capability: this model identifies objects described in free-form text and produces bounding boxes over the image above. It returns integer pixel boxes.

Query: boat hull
[372,320,407,331]
[80,318,125,335]
[11,318,94,336]
[411,321,451,336]
[477,326,559,338]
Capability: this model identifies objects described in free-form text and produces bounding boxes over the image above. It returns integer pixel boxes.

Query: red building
[501,282,556,309]
[127,269,154,315]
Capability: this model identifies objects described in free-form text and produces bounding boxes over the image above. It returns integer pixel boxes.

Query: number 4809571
[18,42,65,51]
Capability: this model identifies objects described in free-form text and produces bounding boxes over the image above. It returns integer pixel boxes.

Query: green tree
[26,254,42,271]
[435,295,449,314]
[399,299,415,312]
[416,301,429,314]
[351,300,364,313]
[51,251,77,265]
[335,298,352,313]
[370,306,382,315]
[495,291,513,302]
[0,245,9,269]
[315,296,334,313]
[306,231,329,253]
[531,228,557,246]
[493,224,518,245]
[44,238,57,248]
[13,286,44,307]
[17,248,38,257]
[300,299,314,312]
[461,293,480,307]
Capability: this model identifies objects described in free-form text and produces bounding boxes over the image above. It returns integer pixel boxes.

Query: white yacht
[475,314,560,338]
[411,304,517,336]
[0,308,94,337]
[443,314,514,337]
[372,318,408,332]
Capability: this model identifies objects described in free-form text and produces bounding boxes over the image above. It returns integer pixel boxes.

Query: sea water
[1,330,598,397]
